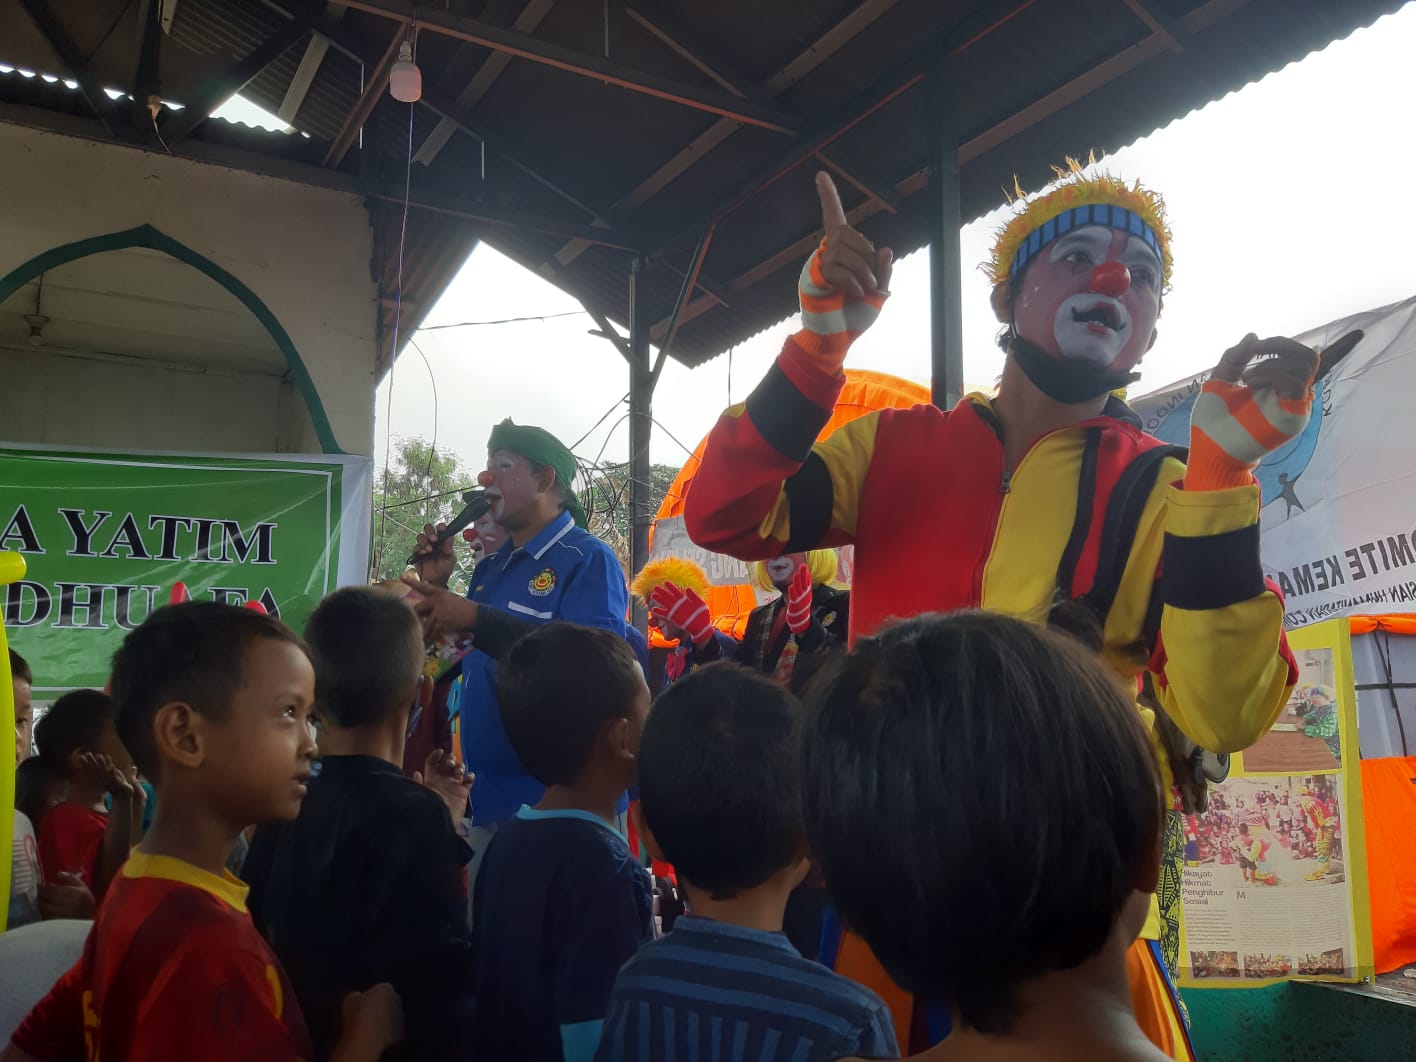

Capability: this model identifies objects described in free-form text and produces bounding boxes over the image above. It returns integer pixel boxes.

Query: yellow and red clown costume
[685,163,1300,1058]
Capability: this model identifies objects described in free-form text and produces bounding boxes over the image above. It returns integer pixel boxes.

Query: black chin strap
[1007,328,1140,404]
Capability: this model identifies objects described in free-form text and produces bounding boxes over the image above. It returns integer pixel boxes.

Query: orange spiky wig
[985,157,1172,292]
[630,556,710,604]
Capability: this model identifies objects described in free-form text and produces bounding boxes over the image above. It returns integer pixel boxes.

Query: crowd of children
[3,579,1189,1062]
[1181,782,1342,882]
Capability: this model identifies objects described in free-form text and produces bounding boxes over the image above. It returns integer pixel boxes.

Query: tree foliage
[371,436,475,593]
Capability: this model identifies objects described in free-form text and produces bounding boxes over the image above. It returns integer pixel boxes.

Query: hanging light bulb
[389,40,421,103]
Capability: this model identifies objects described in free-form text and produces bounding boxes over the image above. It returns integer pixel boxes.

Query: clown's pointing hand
[793,172,894,371]
[1186,329,1361,491]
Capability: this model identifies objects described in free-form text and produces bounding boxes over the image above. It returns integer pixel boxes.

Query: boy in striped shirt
[597,663,897,1062]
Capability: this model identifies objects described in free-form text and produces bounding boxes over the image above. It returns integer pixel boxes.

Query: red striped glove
[1186,334,1326,491]
[792,173,892,375]
[785,565,814,634]
[649,582,713,647]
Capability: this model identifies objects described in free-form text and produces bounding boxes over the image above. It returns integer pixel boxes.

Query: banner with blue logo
[1133,294,1416,628]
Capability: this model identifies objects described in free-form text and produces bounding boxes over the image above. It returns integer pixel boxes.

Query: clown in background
[1299,785,1339,880]
[636,551,847,693]
[631,558,739,691]
[741,550,848,690]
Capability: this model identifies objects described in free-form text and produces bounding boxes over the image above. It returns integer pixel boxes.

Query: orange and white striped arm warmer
[1185,376,1314,491]
[793,240,889,373]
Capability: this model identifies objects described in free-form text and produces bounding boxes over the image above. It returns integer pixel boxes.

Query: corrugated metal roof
[1,0,1406,369]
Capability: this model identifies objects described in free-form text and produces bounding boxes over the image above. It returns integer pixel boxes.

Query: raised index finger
[816,171,847,230]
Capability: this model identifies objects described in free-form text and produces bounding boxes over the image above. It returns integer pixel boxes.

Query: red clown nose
[1089,260,1131,297]
[477,469,496,488]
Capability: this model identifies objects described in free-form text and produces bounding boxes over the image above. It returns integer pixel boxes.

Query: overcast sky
[221,4,1416,479]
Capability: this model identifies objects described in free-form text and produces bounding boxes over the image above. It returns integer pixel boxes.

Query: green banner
[1,446,372,692]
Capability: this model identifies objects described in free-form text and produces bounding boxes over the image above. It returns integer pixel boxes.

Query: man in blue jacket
[408,419,634,910]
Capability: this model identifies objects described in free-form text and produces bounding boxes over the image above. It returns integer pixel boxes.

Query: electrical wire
[407,336,440,477]
[418,310,588,331]
[374,46,418,575]
[569,393,629,451]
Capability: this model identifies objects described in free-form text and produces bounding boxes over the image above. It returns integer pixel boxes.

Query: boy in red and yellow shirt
[4,603,404,1062]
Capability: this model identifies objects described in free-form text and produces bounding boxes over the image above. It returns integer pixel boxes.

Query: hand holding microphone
[407,489,491,585]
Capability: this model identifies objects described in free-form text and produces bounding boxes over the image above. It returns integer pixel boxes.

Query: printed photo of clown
[1181,775,1345,890]
[1242,648,1342,773]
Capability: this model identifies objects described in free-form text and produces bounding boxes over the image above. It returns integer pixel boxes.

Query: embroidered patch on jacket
[528,568,557,597]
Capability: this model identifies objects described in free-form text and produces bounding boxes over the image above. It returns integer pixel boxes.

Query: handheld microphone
[405,489,492,567]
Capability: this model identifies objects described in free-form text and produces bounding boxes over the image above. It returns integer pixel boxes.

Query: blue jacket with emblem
[459,511,631,825]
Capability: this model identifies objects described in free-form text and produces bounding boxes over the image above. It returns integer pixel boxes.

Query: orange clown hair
[630,556,710,605]
[984,155,1173,291]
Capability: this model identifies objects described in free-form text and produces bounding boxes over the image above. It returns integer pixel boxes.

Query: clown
[683,161,1336,1058]
[1299,786,1338,880]
[639,551,847,691]
[630,557,739,690]
[741,550,848,688]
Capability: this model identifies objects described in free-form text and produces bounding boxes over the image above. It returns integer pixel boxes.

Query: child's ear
[153,701,205,769]
[606,716,634,760]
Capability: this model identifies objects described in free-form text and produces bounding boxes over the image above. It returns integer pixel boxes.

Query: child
[802,612,1173,1062]
[3,602,403,1062]
[9,651,41,929]
[470,623,654,1062]
[10,649,31,764]
[32,689,141,903]
[243,586,472,1060]
[597,662,898,1061]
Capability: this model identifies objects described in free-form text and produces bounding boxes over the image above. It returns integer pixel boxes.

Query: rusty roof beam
[650,0,1251,349]
[322,22,406,167]
[161,17,310,144]
[272,0,628,234]
[1119,0,1189,52]
[17,0,117,136]
[646,0,1037,262]
[548,0,902,272]
[336,0,803,132]
[414,0,560,166]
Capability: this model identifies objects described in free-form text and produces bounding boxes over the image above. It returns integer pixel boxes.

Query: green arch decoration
[0,224,342,454]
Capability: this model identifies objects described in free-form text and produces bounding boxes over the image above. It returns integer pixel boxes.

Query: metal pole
[627,256,653,635]
[927,55,964,410]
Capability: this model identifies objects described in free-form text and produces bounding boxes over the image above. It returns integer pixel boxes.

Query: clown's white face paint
[482,449,540,531]
[766,552,806,590]
[1013,225,1161,370]
[473,511,507,555]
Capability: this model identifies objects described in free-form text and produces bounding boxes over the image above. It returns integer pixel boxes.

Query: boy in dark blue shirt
[470,623,654,1062]
[596,662,898,1062]
[243,587,472,1061]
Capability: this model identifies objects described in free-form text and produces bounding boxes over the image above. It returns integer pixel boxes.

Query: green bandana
[487,418,587,528]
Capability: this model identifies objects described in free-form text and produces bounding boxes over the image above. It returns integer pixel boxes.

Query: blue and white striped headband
[1009,204,1164,283]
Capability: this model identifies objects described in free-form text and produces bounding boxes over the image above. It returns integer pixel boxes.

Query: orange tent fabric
[648,369,929,647]
[1360,756,1416,973]
[1350,614,1416,636]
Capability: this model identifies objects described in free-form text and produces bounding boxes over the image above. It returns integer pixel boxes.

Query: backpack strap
[1054,439,1187,634]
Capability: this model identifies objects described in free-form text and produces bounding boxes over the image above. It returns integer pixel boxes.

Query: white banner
[649,515,753,587]
[1132,294,1416,626]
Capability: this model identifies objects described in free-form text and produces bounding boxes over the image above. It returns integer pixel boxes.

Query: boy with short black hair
[32,688,140,902]
[597,661,897,1061]
[470,622,654,1062]
[243,586,472,1061]
[4,602,403,1062]
[802,612,1173,1062]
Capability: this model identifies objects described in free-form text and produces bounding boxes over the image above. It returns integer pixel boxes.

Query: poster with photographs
[1176,619,1373,987]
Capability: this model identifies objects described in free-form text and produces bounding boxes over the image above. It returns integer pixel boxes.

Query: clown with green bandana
[406,419,635,843]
